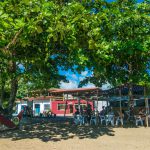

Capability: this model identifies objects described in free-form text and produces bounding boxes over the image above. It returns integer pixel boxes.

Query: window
[110,101,128,107]
[74,104,87,110]
[122,101,128,107]
[135,100,145,107]
[44,104,50,111]
[57,104,66,110]
[21,105,27,111]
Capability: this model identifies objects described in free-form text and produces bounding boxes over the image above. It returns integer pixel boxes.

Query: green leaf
[37,26,43,33]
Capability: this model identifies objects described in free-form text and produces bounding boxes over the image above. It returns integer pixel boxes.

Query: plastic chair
[116,116,123,126]
[99,116,106,125]
[90,116,97,125]
[74,115,84,125]
[135,116,143,126]
[106,115,114,126]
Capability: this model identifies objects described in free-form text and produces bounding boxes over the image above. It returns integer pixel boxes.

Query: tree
[1,0,149,114]
[79,0,150,90]
[0,0,98,113]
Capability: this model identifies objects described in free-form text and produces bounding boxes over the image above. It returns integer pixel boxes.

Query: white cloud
[60,80,96,89]
[60,80,78,89]
[81,71,88,77]
[82,82,96,88]
[71,74,78,80]
[79,76,85,81]
[101,83,111,90]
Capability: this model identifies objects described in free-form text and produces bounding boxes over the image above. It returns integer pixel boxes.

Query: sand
[0,122,150,150]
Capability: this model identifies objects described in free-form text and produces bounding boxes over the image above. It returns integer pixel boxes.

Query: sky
[59,68,111,90]
[59,68,95,89]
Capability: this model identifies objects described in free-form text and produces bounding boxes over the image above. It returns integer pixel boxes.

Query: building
[16,87,105,116]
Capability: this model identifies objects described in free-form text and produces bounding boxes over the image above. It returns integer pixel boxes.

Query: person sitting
[47,111,52,117]
[90,111,97,125]
[99,106,106,116]
[138,108,145,118]
[135,108,145,126]
[74,108,82,125]
[86,106,92,124]
[82,107,88,124]
[106,107,115,126]
[75,108,80,116]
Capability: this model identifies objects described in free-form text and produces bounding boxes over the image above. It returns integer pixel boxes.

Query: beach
[0,122,150,150]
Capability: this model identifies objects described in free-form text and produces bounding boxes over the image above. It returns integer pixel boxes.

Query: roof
[49,87,100,94]
[17,87,102,102]
[23,96,54,101]
[102,84,148,97]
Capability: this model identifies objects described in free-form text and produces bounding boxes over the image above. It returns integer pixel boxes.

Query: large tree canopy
[79,0,150,87]
[0,0,95,112]
[0,0,150,113]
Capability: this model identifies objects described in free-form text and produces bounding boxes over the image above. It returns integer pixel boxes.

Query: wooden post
[129,84,133,107]
[119,88,123,127]
[96,90,99,125]
[144,86,149,127]
[77,92,80,112]
[96,90,99,112]
[64,93,67,118]
[106,95,109,114]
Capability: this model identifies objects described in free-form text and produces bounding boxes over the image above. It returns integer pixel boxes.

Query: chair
[99,115,106,125]
[106,115,114,126]
[90,115,97,125]
[74,115,84,125]
[80,115,85,125]
[135,116,143,126]
[116,116,123,126]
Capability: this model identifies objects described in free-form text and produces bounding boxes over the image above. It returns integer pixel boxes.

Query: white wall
[16,100,51,116]
[33,100,51,115]
[95,101,108,112]
[17,101,27,114]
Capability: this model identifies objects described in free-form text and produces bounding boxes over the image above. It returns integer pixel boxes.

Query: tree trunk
[8,51,18,114]
[2,28,22,114]
[8,78,18,113]
[128,62,133,108]
[0,80,5,107]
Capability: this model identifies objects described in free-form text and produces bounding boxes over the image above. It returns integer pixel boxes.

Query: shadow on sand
[0,118,115,142]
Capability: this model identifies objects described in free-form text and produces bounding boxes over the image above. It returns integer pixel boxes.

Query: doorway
[35,104,40,116]
[70,105,73,113]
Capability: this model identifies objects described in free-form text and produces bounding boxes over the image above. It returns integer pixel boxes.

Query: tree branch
[5,28,23,50]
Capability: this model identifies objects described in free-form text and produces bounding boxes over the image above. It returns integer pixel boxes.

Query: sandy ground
[0,122,150,150]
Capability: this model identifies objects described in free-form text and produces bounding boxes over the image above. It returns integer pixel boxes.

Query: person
[75,108,80,115]
[106,108,115,126]
[80,106,83,115]
[73,108,81,125]
[82,107,88,124]
[86,105,92,124]
[138,108,146,124]
[129,105,134,116]
[99,106,105,116]
[127,105,135,123]
[108,107,114,115]
[138,108,145,116]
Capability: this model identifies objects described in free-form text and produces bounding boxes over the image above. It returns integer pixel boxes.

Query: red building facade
[51,99,94,115]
